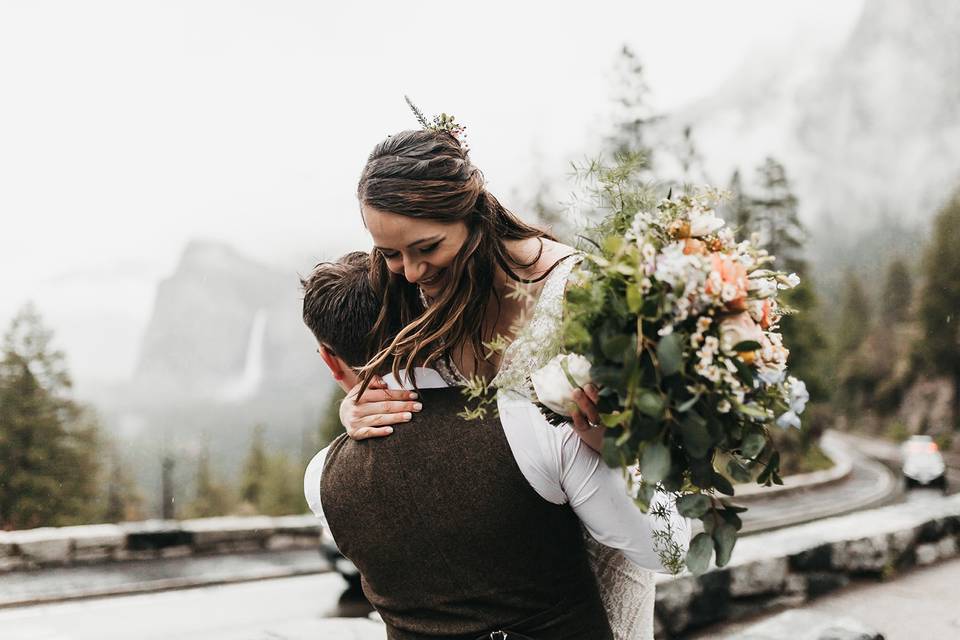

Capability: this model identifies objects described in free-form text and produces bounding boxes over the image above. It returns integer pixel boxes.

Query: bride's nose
[403,256,426,284]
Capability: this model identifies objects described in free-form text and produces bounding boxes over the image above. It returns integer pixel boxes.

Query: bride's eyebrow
[374,235,444,251]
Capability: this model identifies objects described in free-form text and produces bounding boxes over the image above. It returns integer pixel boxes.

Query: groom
[302,252,687,639]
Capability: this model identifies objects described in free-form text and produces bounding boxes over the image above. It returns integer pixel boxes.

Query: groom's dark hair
[301,251,382,368]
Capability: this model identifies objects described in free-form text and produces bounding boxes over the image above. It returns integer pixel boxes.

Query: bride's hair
[357,129,553,386]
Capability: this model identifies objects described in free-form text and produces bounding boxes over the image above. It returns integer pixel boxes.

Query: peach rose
[705,253,748,310]
[683,238,708,255]
[719,312,764,357]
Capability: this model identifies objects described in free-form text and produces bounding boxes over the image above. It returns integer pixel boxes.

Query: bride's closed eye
[418,242,440,254]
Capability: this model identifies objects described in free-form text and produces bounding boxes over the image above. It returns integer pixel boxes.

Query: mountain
[657,0,960,231]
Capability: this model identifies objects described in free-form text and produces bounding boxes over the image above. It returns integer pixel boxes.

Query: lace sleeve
[491,254,582,398]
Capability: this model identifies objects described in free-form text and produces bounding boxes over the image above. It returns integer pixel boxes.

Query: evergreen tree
[186,446,232,518]
[318,386,346,449]
[916,189,960,415]
[260,451,305,516]
[101,446,144,523]
[605,45,658,168]
[779,278,830,401]
[240,424,268,509]
[836,272,872,355]
[751,158,805,273]
[0,304,101,529]
[724,169,753,234]
[881,258,913,324]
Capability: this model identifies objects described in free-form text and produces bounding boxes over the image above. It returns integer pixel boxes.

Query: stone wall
[653,494,960,638]
[0,515,321,572]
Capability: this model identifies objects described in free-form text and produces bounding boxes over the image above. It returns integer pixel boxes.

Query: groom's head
[301,251,380,390]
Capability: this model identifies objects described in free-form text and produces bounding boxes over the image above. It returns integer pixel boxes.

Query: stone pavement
[0,548,328,608]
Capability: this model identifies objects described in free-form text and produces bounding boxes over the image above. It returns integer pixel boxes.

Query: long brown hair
[358,129,554,387]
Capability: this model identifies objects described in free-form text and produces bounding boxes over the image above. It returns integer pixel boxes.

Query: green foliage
[240,424,268,507]
[259,450,306,516]
[605,45,658,168]
[0,304,102,529]
[318,387,346,449]
[882,258,913,323]
[751,157,805,273]
[101,446,144,523]
[186,446,233,518]
[836,271,872,356]
[916,189,960,388]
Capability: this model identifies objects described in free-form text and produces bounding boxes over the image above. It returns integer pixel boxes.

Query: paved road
[739,443,900,534]
[0,573,382,640]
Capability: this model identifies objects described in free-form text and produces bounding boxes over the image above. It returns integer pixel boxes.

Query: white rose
[531,353,593,417]
[689,210,725,237]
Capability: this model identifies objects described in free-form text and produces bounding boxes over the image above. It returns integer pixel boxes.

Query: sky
[0,0,865,386]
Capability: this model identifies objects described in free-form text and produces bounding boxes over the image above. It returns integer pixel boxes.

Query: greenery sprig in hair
[404,95,468,150]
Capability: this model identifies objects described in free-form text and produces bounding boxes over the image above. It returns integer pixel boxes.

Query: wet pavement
[0,549,328,608]
[0,573,384,640]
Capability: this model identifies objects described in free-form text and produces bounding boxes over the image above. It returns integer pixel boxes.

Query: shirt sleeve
[497,393,691,573]
[303,447,330,531]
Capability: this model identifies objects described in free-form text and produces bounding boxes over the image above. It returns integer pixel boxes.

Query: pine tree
[751,158,805,273]
[836,272,872,355]
[725,169,753,234]
[260,451,305,516]
[240,424,268,510]
[318,386,346,449]
[101,446,144,523]
[916,188,960,416]
[186,446,232,518]
[881,258,913,324]
[779,277,830,401]
[605,45,658,168]
[0,304,101,529]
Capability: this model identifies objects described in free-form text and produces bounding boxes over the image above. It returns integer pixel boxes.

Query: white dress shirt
[304,367,690,573]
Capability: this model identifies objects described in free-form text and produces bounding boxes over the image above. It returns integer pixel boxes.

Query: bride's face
[363,205,469,298]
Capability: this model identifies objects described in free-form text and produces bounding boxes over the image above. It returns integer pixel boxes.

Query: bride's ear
[318,344,347,381]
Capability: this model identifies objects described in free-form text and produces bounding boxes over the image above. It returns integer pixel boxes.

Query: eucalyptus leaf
[712,472,735,496]
[626,285,643,313]
[742,432,766,459]
[676,393,700,413]
[676,493,711,519]
[713,522,738,567]
[685,533,714,575]
[635,390,664,418]
[656,333,683,376]
[679,412,711,459]
[731,340,762,352]
[640,441,671,482]
[601,437,622,469]
[726,458,752,484]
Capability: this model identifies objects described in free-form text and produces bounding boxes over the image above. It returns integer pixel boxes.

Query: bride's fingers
[350,411,413,432]
[348,425,398,440]
[353,400,422,418]
[573,389,601,426]
[356,388,418,403]
[570,408,590,432]
[583,384,600,404]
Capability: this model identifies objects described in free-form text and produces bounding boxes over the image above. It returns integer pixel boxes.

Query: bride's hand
[339,377,422,440]
[569,384,603,453]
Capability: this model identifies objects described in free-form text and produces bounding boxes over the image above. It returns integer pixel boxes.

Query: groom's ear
[318,344,347,382]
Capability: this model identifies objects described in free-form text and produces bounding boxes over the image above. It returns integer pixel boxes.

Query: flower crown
[404,95,469,152]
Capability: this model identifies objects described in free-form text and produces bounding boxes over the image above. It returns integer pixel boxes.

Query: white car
[901,435,947,491]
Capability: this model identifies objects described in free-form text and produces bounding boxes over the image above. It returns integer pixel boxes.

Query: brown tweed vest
[321,387,613,640]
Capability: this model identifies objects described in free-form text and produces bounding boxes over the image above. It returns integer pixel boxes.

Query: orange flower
[683,238,707,255]
[705,253,748,309]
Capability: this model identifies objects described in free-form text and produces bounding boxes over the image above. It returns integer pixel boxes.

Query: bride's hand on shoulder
[569,383,604,453]
[340,377,422,440]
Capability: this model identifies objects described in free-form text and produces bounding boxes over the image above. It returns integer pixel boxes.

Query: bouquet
[531,162,808,575]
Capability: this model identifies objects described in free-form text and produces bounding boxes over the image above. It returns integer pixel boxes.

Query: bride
[340,124,659,639]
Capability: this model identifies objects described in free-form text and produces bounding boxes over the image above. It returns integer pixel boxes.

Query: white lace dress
[436,255,657,640]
